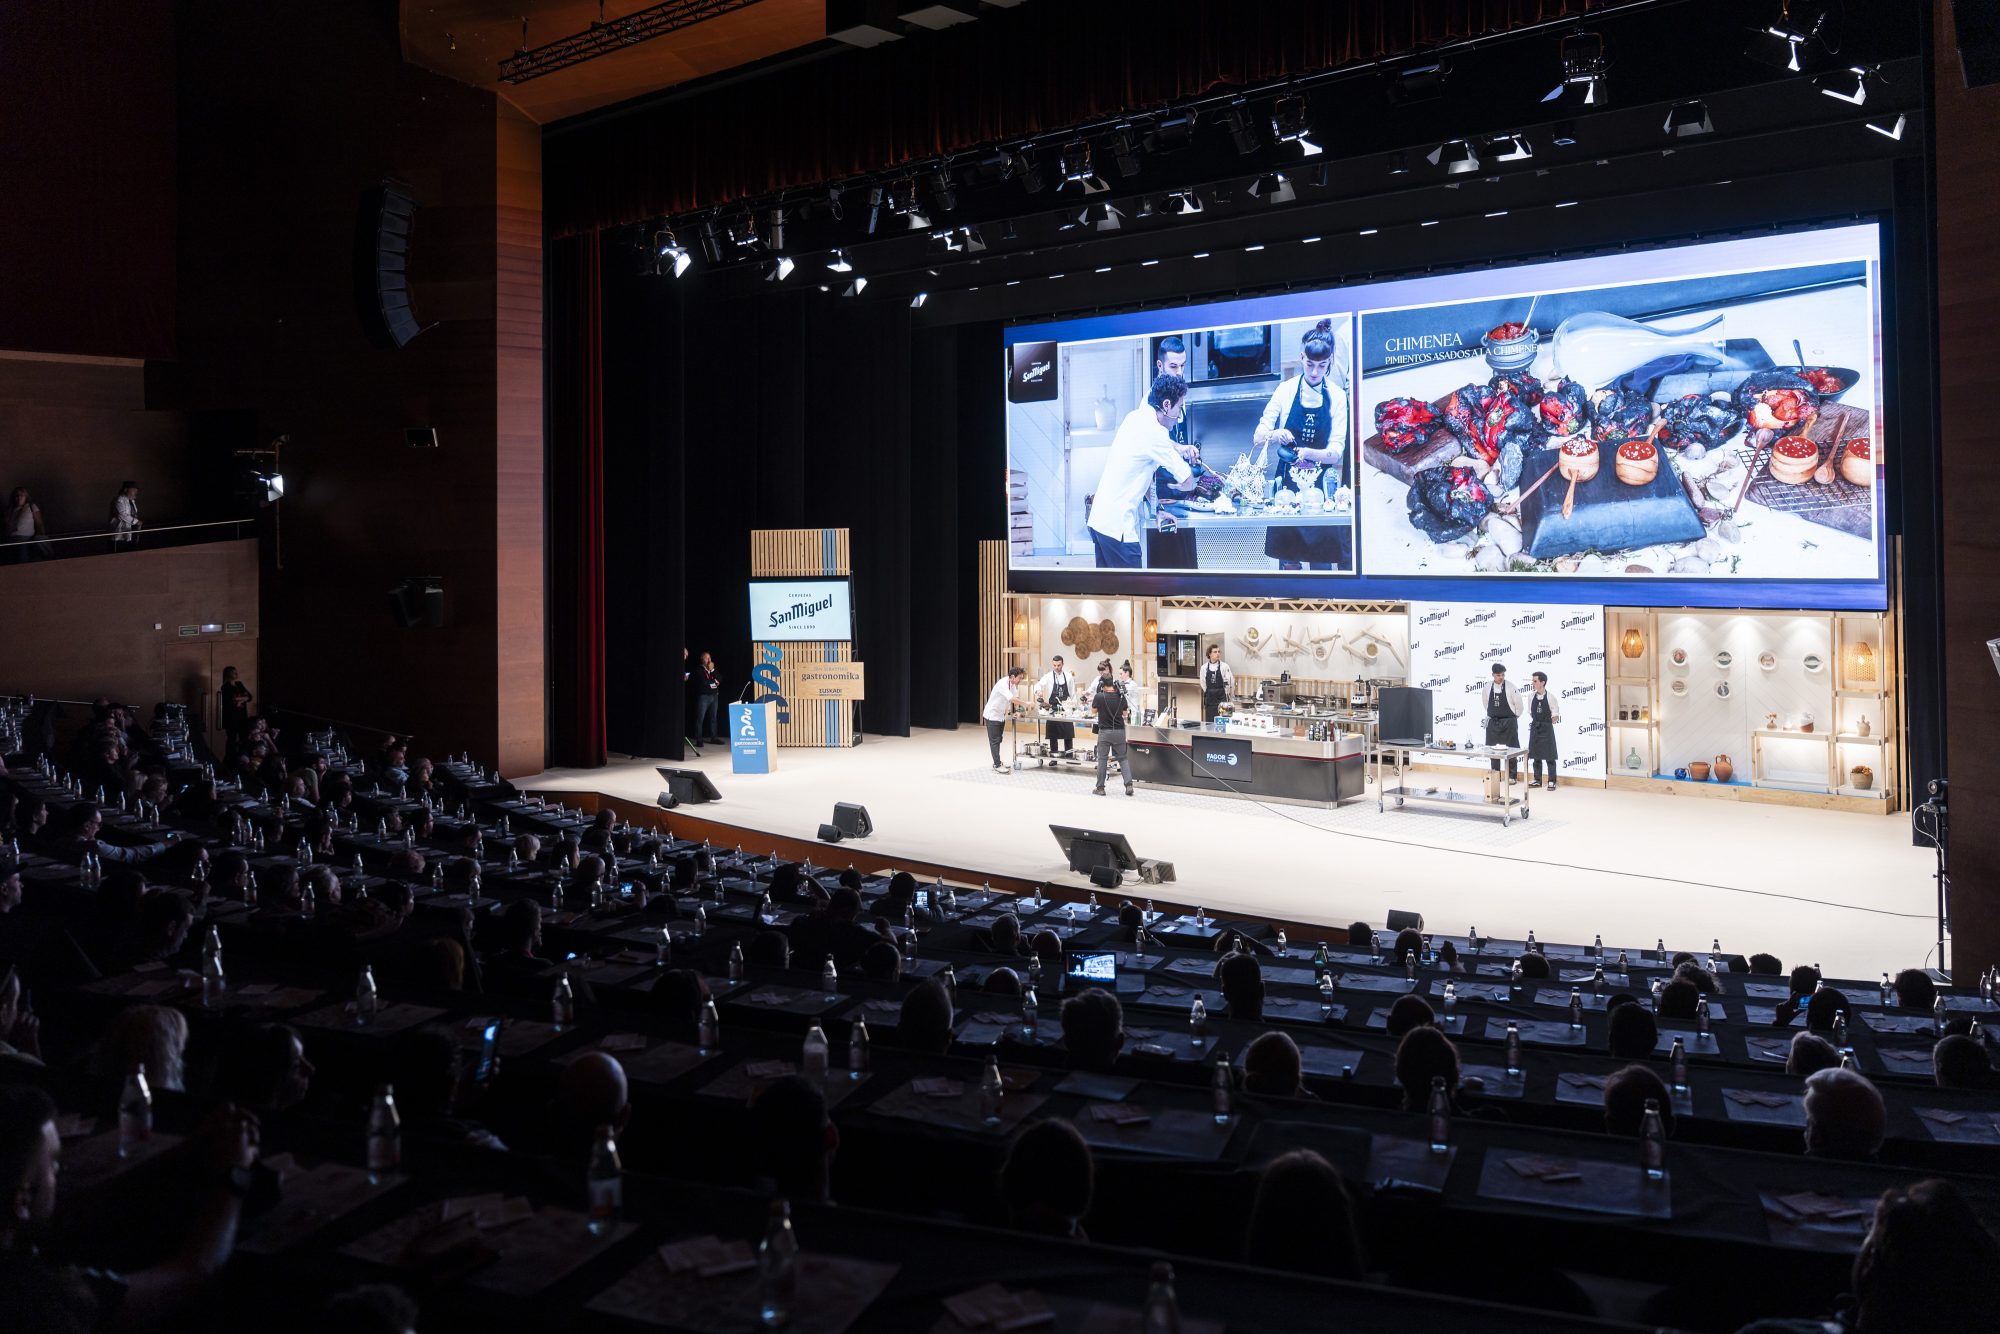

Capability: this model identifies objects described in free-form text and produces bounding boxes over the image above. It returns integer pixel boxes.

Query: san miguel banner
[1406,600,1607,780]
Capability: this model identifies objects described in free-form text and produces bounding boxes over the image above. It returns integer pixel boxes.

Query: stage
[519,728,1939,980]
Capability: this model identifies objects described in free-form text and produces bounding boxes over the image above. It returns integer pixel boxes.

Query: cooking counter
[1125,725,1367,805]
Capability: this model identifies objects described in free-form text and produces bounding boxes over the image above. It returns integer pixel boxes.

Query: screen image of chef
[1002,315,1357,574]
[1355,232,1882,582]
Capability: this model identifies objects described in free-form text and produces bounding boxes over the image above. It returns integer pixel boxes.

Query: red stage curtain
[547,0,1588,236]
[550,231,609,767]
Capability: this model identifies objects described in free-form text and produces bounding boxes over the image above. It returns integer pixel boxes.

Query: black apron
[1484,682,1521,748]
[1202,662,1228,719]
[1263,378,1349,566]
[1528,692,1559,761]
[1046,673,1074,748]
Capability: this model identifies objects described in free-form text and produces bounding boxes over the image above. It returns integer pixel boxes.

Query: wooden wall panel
[749,528,854,745]
[0,356,197,534]
[1934,0,2000,978]
[978,539,1007,706]
[0,539,258,709]
[494,104,545,777]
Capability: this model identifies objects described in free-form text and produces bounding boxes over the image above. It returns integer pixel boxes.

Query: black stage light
[1817,64,1871,105]
[1550,120,1579,147]
[1386,61,1448,105]
[928,168,958,213]
[1663,100,1714,137]
[865,184,885,234]
[1011,147,1046,195]
[1222,98,1259,155]
[1247,171,1293,203]
[1865,113,1906,141]
[1427,139,1481,174]
[825,185,844,220]
[1165,190,1203,217]
[766,255,795,282]
[1493,134,1534,163]
[1269,94,1321,156]
[1142,107,1197,153]
[1109,125,1143,177]
[764,208,785,251]
[1058,140,1105,193]
[1745,3,1826,72]
[697,219,723,263]
[1542,29,1609,106]
[1386,150,1410,176]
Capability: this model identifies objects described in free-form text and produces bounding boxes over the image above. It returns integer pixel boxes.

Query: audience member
[1385,994,1436,1038]
[1059,987,1123,1070]
[1516,951,1551,980]
[999,1119,1093,1240]
[1746,952,1782,976]
[1602,1064,1674,1137]
[0,966,42,1066]
[1217,951,1264,1021]
[1891,968,1937,1014]
[897,979,955,1055]
[1931,1034,1992,1090]
[1657,978,1700,1020]
[858,939,902,983]
[1393,1026,1460,1112]
[1607,1002,1658,1059]
[1242,1031,1310,1099]
[746,1075,836,1205]
[1242,1150,1364,1280]
[1803,1067,1887,1160]
[92,1004,187,1092]
[746,929,792,969]
[1787,1032,1842,1077]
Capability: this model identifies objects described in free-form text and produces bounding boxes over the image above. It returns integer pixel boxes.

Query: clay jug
[1689,760,1711,782]
[1713,754,1734,783]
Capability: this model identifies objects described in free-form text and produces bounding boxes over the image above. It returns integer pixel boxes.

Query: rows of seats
[1,694,1996,1333]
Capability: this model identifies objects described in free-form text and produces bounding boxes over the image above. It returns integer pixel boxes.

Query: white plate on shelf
[1758,652,1777,671]
[1670,679,1688,697]
[1803,653,1825,673]
[1716,681,1732,699]
[1669,648,1688,668]
[1715,651,1733,669]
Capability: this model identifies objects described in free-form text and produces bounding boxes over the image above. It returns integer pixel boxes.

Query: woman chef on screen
[1252,318,1351,571]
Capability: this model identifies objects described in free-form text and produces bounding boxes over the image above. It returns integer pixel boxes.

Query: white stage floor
[520,728,1939,981]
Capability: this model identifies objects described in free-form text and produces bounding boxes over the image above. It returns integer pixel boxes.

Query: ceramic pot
[1689,761,1711,782]
[1857,716,1871,738]
[1713,755,1734,783]
[1674,767,1690,781]
[1850,767,1874,790]
[1093,386,1116,431]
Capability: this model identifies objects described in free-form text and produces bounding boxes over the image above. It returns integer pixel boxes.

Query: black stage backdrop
[597,262,1004,760]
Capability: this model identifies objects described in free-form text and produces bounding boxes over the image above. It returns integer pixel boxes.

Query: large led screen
[1003,224,1886,610]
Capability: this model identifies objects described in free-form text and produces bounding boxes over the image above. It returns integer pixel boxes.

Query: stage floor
[520,728,1939,980]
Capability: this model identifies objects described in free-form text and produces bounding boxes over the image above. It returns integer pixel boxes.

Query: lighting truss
[499,0,768,84]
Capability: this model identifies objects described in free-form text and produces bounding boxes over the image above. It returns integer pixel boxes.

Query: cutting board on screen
[1520,443,1706,560]
[1742,400,1875,539]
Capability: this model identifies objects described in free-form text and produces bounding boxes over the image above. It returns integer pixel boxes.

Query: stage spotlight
[1865,113,1906,140]
[1247,171,1294,203]
[1056,207,1089,232]
[765,208,786,251]
[825,185,844,221]
[1493,134,1534,163]
[1542,29,1609,106]
[1165,190,1203,217]
[1108,125,1143,177]
[909,292,927,308]
[1550,120,1579,147]
[697,219,723,264]
[891,178,930,229]
[826,248,854,272]
[1427,139,1481,174]
[1142,107,1197,154]
[1058,140,1106,192]
[959,225,987,253]
[1269,94,1321,157]
[1222,98,1259,155]
[842,277,868,296]
[766,255,795,281]
[653,228,693,277]
[1386,61,1448,106]
[1386,150,1410,176]
[1008,147,1047,195]
[1745,3,1826,71]
[1663,100,1713,137]
[1817,65,1871,105]
[250,471,284,503]
[999,219,1017,241]
[1092,201,1124,232]
[928,168,958,213]
[865,184,885,234]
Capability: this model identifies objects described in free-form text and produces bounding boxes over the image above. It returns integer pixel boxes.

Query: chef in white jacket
[1085,373,1199,569]
[983,666,1026,772]
[1033,655,1079,761]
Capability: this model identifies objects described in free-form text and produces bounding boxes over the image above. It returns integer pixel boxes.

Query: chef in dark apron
[1256,319,1351,572]
[1527,670,1562,790]
[1034,656,1077,761]
[1484,661,1523,799]
[1200,644,1232,723]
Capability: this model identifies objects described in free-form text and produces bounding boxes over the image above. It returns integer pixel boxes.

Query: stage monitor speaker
[1376,686,1434,745]
[1088,865,1122,889]
[1385,908,1426,932]
[832,802,872,838]
[816,823,844,843]
[656,766,721,804]
[406,426,439,448]
[361,182,425,348]
[388,576,445,628]
[656,791,679,810]
[1138,858,1175,885]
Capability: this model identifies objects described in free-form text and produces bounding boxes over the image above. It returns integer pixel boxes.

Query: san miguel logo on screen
[767,591,835,633]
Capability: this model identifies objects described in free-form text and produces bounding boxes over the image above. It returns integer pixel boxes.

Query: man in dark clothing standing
[1091,662,1133,797]
[693,652,724,744]
[1527,670,1561,790]
[1483,661,1522,801]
